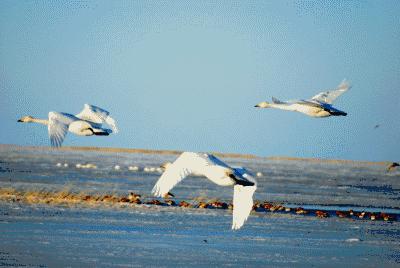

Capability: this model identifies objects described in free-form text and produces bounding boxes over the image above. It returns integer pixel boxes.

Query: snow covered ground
[0,145,399,267]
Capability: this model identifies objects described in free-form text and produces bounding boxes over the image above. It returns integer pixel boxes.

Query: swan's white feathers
[296,100,324,108]
[20,105,117,147]
[311,79,350,104]
[256,80,349,117]
[152,152,257,229]
[104,116,118,133]
[48,112,73,148]
[76,104,118,133]
[206,154,230,169]
[232,184,257,230]
[152,152,211,197]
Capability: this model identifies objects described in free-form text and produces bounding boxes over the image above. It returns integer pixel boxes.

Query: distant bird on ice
[255,79,351,117]
[387,162,399,172]
[152,152,257,230]
[18,104,118,147]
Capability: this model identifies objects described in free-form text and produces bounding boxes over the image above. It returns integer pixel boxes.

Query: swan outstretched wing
[153,152,257,230]
[311,79,350,104]
[206,154,231,169]
[296,100,324,108]
[232,183,257,230]
[76,104,118,133]
[48,112,73,147]
[152,152,212,197]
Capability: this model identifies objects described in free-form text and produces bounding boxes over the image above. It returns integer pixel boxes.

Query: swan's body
[18,104,118,147]
[255,80,351,117]
[152,152,257,230]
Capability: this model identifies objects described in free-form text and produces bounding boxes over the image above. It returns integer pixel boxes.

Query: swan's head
[17,116,34,123]
[227,170,257,186]
[160,162,172,170]
[254,101,271,108]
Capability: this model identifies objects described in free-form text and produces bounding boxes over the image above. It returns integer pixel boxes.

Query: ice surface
[0,145,399,267]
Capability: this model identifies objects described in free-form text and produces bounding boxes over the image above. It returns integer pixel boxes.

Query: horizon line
[0,144,394,166]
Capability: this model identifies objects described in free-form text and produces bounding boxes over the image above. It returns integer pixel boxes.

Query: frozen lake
[0,145,399,267]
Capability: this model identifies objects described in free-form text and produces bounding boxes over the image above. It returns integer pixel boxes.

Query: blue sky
[1,1,399,161]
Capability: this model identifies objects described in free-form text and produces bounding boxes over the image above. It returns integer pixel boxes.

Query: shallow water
[0,145,399,267]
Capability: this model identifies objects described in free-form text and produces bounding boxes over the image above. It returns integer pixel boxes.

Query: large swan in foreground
[255,79,351,117]
[152,152,257,230]
[18,104,118,147]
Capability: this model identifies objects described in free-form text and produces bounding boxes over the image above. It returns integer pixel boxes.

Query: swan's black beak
[229,173,255,186]
[228,174,237,180]
[17,119,23,122]
[254,104,259,107]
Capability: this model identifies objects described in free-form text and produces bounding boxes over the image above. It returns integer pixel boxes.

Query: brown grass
[1,187,397,221]
[0,187,141,208]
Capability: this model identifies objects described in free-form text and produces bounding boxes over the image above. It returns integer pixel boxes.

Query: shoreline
[0,143,393,166]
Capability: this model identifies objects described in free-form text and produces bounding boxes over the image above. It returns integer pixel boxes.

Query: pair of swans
[19,80,350,147]
[18,105,257,230]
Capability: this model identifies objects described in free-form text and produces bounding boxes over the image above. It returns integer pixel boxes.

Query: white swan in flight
[152,152,257,230]
[255,79,351,117]
[18,104,118,147]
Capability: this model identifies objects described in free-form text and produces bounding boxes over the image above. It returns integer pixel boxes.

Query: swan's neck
[31,118,49,125]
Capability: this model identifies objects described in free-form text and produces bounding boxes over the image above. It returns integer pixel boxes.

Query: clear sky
[1,1,399,161]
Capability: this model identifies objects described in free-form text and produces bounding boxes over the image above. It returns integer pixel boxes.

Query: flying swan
[152,152,257,230]
[255,79,351,117]
[18,104,118,147]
